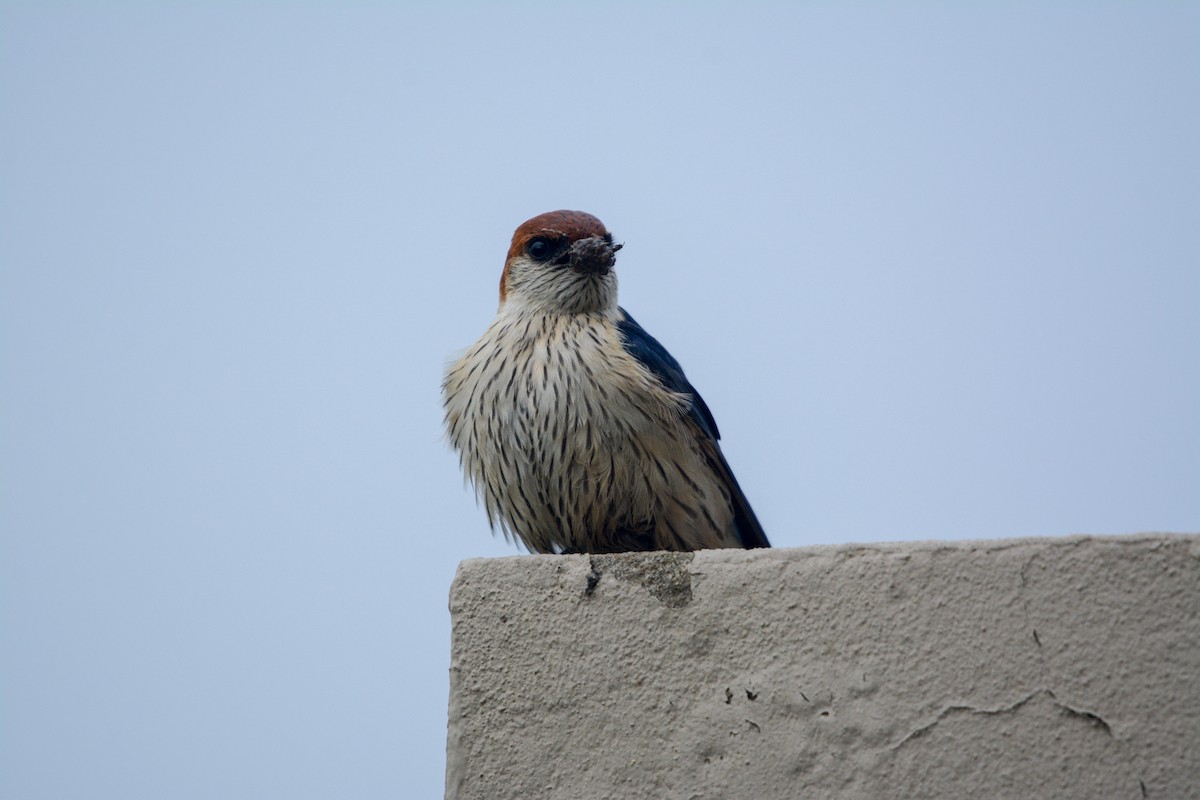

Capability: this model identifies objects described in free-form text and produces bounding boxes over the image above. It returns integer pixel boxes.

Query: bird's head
[499,210,623,313]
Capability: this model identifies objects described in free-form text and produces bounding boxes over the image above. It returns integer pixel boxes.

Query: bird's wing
[616,308,770,549]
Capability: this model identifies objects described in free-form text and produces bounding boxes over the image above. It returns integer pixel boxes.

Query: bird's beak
[560,236,620,276]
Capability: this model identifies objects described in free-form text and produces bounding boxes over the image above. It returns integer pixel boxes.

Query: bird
[442,210,769,554]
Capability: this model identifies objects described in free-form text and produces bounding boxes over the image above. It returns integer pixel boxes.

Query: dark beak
[557,236,621,276]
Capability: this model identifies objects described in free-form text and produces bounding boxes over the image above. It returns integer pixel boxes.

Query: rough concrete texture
[445,535,1199,799]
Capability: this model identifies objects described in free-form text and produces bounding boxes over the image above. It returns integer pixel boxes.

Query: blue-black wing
[616,308,770,549]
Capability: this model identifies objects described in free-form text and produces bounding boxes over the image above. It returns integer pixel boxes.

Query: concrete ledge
[445,535,1199,799]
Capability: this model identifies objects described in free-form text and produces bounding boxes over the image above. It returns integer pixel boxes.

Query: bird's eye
[526,237,554,262]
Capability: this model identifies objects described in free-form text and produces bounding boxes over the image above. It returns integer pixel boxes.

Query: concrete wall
[445,535,1198,799]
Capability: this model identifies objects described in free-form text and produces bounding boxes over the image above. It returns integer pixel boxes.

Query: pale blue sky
[2,3,1197,798]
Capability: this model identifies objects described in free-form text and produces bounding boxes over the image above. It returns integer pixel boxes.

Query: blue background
[2,4,1196,798]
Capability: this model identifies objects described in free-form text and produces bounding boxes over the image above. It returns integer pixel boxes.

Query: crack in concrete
[888,689,1114,752]
[1051,692,1114,737]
